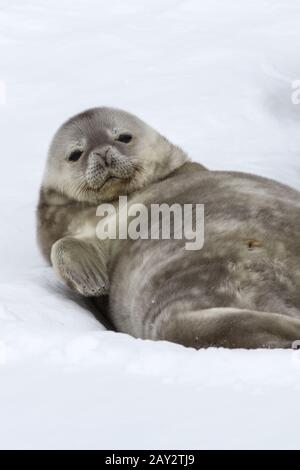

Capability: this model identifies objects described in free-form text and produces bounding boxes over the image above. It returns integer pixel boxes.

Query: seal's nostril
[92,148,112,167]
[105,149,112,167]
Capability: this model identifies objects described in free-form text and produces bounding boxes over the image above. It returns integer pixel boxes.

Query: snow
[1,0,300,450]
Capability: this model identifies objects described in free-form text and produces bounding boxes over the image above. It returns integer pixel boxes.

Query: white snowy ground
[0,0,300,450]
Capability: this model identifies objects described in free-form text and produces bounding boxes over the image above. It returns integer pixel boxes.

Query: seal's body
[38,107,300,348]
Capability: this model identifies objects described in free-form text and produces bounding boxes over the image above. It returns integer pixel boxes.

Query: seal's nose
[92,146,112,167]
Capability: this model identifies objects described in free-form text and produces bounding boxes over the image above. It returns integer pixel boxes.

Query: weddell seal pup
[37,107,300,349]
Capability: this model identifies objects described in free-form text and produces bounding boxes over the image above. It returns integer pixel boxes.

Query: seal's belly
[115,238,300,336]
[110,213,300,336]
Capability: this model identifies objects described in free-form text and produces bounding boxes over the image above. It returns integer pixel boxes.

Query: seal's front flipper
[51,237,109,297]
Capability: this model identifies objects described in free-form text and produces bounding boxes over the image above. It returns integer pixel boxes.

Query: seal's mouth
[76,162,144,203]
[98,174,130,190]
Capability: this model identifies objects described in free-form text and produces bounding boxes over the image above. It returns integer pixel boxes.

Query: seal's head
[43,107,188,204]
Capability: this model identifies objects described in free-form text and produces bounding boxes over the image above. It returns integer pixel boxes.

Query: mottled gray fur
[37,107,300,349]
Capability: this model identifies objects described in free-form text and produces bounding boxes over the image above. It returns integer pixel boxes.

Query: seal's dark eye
[68,150,83,162]
[116,133,132,144]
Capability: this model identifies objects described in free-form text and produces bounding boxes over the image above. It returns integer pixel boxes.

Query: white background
[0,0,300,449]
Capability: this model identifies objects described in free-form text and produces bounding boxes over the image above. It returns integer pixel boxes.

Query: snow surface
[1,0,300,450]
